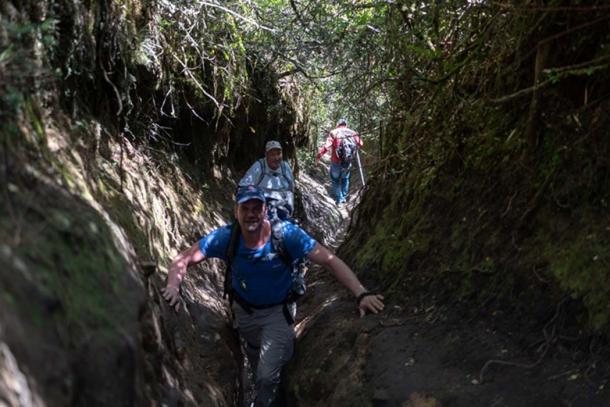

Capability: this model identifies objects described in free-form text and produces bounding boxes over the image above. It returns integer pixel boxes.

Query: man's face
[236,199,266,232]
[265,148,282,170]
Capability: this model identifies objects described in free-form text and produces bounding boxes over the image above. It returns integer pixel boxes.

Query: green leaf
[0,45,14,63]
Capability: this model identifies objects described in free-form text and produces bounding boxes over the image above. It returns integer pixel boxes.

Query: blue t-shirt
[198,222,317,305]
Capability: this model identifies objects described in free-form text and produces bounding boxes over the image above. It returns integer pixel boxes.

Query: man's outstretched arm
[306,243,384,317]
[316,133,334,161]
[162,243,206,312]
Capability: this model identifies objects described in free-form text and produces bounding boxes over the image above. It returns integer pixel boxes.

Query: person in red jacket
[316,118,363,205]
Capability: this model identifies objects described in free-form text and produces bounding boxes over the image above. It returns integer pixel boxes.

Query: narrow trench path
[296,161,353,249]
[236,159,360,406]
[167,157,356,407]
[177,159,610,407]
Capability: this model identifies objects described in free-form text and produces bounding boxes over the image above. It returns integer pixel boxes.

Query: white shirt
[239,159,295,210]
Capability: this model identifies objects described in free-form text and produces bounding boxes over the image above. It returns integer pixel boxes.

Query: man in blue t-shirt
[162,185,384,407]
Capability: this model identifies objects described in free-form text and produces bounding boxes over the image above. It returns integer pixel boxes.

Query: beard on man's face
[240,212,264,232]
[236,200,265,232]
[266,151,282,170]
[243,218,260,232]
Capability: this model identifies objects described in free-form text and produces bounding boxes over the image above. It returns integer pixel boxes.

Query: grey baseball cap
[265,140,282,152]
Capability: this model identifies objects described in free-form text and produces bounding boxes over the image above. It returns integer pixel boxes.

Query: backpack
[223,219,306,302]
[335,135,358,166]
[254,159,294,218]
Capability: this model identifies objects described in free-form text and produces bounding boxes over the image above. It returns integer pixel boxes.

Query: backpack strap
[280,161,294,192]
[223,222,241,299]
[255,158,265,186]
[270,218,293,266]
[269,218,304,306]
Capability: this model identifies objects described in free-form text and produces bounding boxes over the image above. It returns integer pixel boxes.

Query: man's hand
[358,294,385,317]
[163,243,206,313]
[161,285,181,312]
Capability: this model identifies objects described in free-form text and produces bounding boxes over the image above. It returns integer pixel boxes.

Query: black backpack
[335,136,357,166]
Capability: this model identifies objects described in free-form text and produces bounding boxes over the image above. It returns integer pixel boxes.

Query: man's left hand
[359,294,385,317]
[161,285,182,312]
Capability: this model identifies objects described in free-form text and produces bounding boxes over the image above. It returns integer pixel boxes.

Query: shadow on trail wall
[0,161,144,405]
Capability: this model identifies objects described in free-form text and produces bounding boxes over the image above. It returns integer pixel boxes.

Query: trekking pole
[355,150,366,187]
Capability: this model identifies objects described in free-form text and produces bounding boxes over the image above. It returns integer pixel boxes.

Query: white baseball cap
[265,140,282,152]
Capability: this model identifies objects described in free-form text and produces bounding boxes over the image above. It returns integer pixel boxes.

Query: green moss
[351,205,435,298]
[105,194,151,259]
[1,182,138,339]
[546,233,610,329]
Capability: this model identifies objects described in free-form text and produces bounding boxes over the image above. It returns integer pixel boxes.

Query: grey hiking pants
[234,303,295,407]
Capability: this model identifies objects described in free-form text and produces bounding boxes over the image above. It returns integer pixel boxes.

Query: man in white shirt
[239,140,295,220]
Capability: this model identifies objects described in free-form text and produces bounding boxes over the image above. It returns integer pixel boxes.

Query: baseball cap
[265,140,282,152]
[235,185,266,204]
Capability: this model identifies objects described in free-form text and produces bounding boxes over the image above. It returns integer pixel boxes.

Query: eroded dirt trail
[170,161,610,407]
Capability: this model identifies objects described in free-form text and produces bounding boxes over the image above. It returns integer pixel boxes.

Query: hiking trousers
[234,303,295,407]
[329,162,350,204]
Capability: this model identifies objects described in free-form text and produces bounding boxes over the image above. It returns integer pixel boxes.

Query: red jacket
[316,125,363,164]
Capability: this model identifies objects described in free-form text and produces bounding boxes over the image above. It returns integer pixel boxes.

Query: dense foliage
[341,0,610,332]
